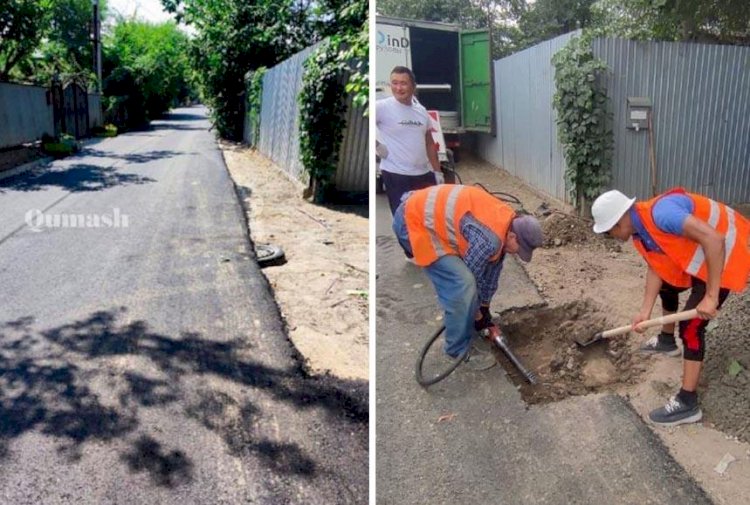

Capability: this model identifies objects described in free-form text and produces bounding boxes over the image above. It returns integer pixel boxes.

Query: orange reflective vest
[632,188,750,292]
[404,185,514,267]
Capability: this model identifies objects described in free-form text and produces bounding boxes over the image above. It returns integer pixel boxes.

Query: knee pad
[679,319,705,361]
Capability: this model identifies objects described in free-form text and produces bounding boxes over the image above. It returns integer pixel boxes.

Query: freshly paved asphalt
[0,107,367,504]
[375,193,712,505]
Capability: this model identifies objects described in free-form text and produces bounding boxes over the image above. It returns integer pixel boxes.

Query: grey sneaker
[463,344,496,371]
[649,396,702,427]
[640,335,680,357]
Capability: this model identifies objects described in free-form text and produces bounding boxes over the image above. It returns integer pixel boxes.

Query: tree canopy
[102,20,193,127]
[160,0,316,139]
[161,0,364,140]
[376,0,750,59]
[591,0,750,44]
[0,0,107,83]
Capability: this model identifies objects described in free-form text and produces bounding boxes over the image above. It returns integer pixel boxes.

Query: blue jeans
[393,203,479,357]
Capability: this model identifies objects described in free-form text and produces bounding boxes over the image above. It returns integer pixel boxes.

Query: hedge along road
[0,107,367,504]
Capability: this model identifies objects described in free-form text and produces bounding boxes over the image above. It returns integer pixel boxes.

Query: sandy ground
[454,154,750,505]
[219,143,369,381]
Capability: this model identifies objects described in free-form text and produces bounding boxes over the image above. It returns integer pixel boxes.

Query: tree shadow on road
[121,434,193,488]
[82,148,195,165]
[158,112,206,122]
[0,164,156,193]
[0,308,367,490]
[149,123,207,132]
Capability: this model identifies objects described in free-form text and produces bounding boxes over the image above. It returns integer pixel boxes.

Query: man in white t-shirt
[376,66,442,215]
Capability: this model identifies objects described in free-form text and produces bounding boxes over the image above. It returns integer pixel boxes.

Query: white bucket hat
[591,190,636,233]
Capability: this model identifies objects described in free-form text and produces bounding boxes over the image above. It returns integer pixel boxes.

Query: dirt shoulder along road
[448,156,750,505]
[220,143,369,382]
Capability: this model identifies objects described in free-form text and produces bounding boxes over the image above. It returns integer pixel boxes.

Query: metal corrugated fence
[476,34,750,205]
[255,42,369,192]
[592,38,750,203]
[476,31,580,202]
[334,95,369,192]
[259,45,316,185]
[0,82,54,149]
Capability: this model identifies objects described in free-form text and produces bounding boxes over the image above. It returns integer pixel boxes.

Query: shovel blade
[575,332,603,348]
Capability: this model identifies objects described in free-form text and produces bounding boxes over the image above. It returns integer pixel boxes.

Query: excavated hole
[495,299,641,405]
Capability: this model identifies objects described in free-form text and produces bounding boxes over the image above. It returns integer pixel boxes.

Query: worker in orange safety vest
[591,187,750,427]
[392,185,544,370]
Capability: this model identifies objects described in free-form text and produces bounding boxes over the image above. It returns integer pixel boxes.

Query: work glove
[375,142,389,160]
[434,170,445,185]
[474,306,493,331]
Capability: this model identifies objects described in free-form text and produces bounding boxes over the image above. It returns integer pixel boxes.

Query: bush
[298,2,367,202]
[92,124,118,137]
[42,134,80,157]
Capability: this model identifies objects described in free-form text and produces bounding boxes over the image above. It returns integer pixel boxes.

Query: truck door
[375,23,411,97]
[460,30,492,133]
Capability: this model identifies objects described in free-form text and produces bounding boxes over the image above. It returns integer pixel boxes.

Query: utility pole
[92,0,102,93]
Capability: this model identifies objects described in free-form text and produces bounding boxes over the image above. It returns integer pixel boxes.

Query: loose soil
[540,211,622,252]
[498,300,642,404]
[703,289,750,444]
[220,143,369,381]
[454,152,750,505]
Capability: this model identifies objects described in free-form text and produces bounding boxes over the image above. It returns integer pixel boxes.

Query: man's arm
[481,258,504,305]
[461,216,501,305]
[682,215,725,318]
[424,131,440,172]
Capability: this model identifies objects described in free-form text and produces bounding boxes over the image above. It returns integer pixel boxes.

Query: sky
[106,0,196,35]
[107,0,177,24]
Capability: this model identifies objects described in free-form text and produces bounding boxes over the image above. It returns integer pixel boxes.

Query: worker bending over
[592,187,750,426]
[393,185,544,370]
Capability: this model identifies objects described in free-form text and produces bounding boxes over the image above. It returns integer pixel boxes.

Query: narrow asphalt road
[0,107,367,504]
[375,193,711,505]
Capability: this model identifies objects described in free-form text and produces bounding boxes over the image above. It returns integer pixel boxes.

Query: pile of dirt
[498,300,640,404]
[539,211,621,252]
[701,289,750,443]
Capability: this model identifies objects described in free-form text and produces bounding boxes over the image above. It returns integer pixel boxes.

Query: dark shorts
[659,278,730,361]
[380,170,436,215]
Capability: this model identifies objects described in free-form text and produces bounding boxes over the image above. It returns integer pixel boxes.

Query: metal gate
[53,81,89,138]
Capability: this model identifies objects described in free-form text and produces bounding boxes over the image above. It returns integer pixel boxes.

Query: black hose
[472,183,523,207]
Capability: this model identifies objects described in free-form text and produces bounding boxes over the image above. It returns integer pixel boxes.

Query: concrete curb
[0,156,54,182]
[0,137,109,183]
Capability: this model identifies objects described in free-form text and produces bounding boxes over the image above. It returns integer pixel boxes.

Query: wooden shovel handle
[599,309,699,339]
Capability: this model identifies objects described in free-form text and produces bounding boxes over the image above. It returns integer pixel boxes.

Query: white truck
[376,15,495,162]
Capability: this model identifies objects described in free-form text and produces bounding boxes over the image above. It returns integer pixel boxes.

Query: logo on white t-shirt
[398,120,424,127]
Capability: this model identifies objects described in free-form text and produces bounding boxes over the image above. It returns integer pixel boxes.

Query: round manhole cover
[256,244,285,266]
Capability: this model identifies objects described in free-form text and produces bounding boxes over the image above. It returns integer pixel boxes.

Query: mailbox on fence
[626,97,652,131]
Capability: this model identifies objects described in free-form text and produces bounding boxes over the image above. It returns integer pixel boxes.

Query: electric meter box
[627,97,652,131]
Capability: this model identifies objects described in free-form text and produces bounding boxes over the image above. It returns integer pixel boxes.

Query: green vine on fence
[298,8,368,202]
[552,34,613,214]
[246,67,266,148]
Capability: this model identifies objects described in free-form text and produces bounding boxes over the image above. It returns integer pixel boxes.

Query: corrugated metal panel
[0,82,54,149]
[334,97,369,192]
[477,35,750,206]
[591,38,750,203]
[259,44,318,185]
[257,41,368,192]
[475,31,579,202]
